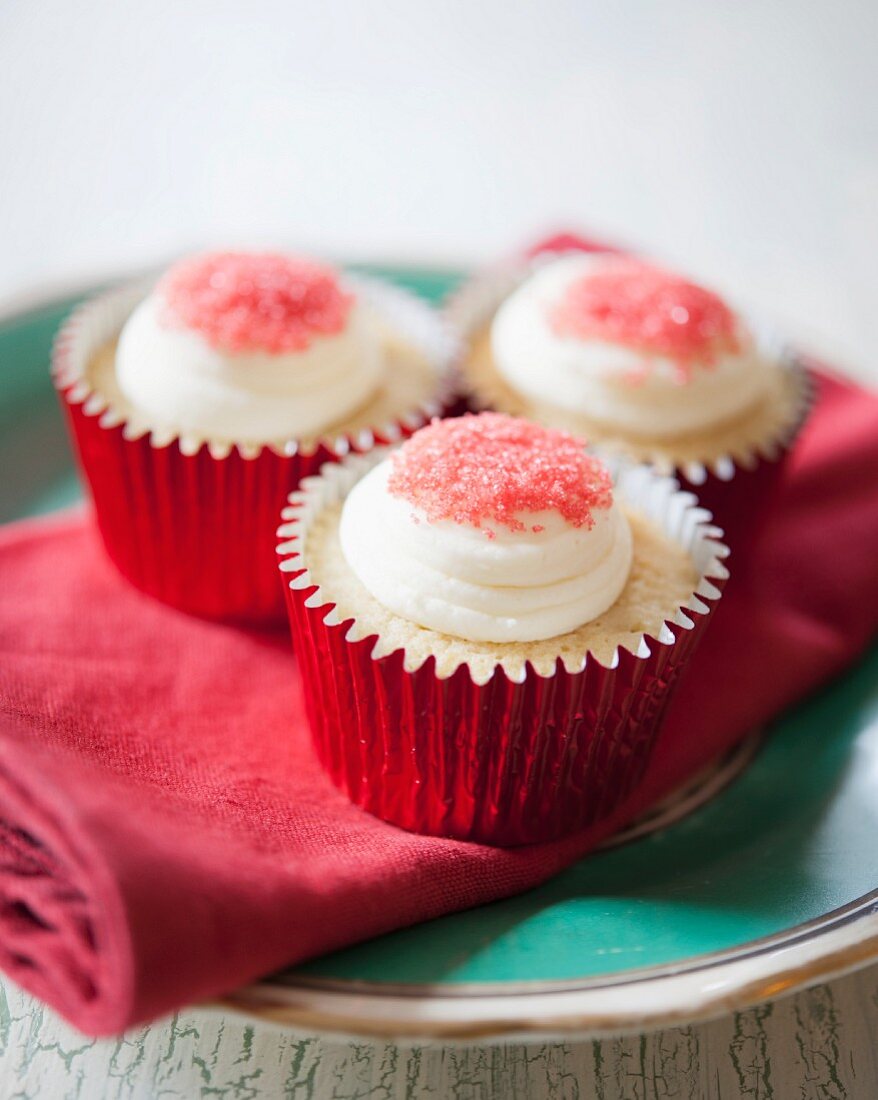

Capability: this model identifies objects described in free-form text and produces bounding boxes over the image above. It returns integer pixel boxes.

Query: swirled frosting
[491,254,772,439]
[338,414,633,643]
[115,252,384,442]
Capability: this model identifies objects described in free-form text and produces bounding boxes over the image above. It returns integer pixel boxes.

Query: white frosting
[338,459,633,644]
[115,288,384,442]
[491,254,772,440]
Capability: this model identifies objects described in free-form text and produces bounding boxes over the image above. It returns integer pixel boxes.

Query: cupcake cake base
[305,503,697,683]
[86,327,440,461]
[465,324,805,478]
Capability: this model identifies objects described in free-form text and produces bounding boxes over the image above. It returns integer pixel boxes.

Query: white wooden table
[3,966,877,1099]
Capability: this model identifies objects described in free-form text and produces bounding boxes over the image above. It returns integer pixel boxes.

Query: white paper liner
[445,251,814,484]
[277,447,729,687]
[53,273,461,461]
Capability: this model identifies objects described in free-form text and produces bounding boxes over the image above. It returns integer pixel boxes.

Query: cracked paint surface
[2,969,877,1099]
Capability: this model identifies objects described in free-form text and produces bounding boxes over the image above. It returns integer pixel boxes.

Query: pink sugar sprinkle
[387,413,613,534]
[549,258,740,382]
[159,252,354,354]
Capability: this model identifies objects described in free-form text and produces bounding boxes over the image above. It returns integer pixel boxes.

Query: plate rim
[223,892,878,1041]
[227,715,878,1040]
[5,274,878,1043]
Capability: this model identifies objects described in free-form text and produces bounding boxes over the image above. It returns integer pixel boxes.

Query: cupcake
[53,251,457,622]
[452,251,812,543]
[278,413,728,845]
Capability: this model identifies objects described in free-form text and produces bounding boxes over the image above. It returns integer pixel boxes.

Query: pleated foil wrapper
[446,251,814,549]
[52,277,459,624]
[672,342,814,547]
[277,450,729,846]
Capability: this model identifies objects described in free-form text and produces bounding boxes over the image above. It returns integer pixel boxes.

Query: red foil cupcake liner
[446,252,813,550]
[53,278,459,624]
[680,445,786,550]
[672,350,815,548]
[278,453,729,846]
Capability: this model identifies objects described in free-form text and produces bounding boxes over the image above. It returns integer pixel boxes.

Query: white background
[1,1,876,378]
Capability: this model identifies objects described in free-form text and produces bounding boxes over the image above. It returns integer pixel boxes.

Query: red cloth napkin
[2,314,878,1039]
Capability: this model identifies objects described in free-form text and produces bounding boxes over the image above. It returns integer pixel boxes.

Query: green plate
[3,268,877,1041]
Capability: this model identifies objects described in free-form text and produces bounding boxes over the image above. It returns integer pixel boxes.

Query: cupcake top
[490,254,772,439]
[114,251,384,443]
[338,412,633,643]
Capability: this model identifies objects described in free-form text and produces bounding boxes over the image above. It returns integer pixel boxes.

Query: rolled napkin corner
[1,733,134,1032]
